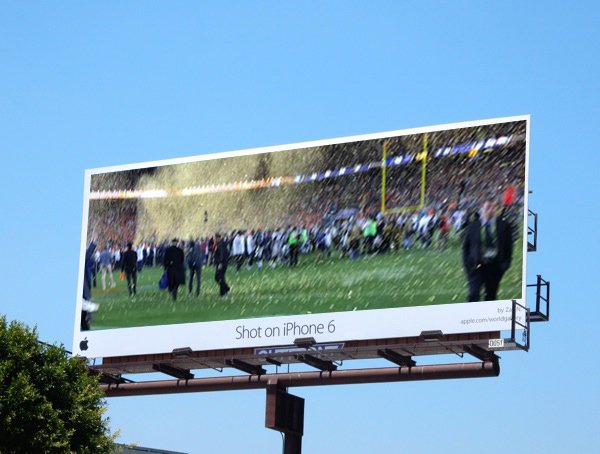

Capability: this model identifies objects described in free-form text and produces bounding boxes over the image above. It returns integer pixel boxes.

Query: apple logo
[79,338,89,351]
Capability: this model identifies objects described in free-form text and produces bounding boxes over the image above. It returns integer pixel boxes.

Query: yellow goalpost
[381,133,428,214]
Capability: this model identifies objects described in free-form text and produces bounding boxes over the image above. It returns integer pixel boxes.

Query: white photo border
[73,115,530,358]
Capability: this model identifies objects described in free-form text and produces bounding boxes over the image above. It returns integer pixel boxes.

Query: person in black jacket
[121,242,138,297]
[81,240,97,330]
[164,238,185,301]
[213,233,230,297]
[462,199,514,302]
[187,239,205,297]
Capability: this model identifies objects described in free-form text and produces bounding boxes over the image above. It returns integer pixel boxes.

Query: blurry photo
[80,120,527,331]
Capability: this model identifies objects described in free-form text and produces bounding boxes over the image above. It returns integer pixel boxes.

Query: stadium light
[140,189,167,199]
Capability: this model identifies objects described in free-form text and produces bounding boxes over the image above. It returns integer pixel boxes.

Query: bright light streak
[91,134,517,200]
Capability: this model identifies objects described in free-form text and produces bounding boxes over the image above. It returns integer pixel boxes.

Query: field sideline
[89,235,523,330]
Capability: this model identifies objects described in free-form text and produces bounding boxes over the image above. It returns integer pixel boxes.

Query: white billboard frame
[73,115,530,358]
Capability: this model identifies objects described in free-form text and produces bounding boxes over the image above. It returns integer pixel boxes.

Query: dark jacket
[462,215,513,274]
[186,243,205,269]
[83,241,96,300]
[213,240,229,267]
[164,245,186,285]
[121,249,138,273]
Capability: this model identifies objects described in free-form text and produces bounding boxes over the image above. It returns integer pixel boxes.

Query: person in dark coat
[81,240,97,331]
[187,239,205,297]
[213,233,230,297]
[164,238,185,301]
[121,242,138,297]
[462,199,514,302]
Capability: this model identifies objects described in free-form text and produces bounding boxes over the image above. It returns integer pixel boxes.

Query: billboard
[74,116,529,358]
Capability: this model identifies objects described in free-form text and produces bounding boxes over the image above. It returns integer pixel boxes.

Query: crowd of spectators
[84,129,526,308]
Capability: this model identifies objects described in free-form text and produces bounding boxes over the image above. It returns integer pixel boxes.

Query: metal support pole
[265,381,304,454]
[283,432,302,454]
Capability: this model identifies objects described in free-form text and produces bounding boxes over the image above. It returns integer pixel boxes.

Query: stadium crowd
[81,129,525,330]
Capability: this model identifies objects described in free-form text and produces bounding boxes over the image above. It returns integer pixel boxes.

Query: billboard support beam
[463,345,499,363]
[101,361,499,454]
[377,349,416,367]
[265,357,283,367]
[101,361,499,397]
[152,363,194,381]
[98,373,131,385]
[295,354,337,372]
[225,359,266,376]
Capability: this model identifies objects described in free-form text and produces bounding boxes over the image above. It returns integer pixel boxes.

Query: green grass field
[89,235,523,330]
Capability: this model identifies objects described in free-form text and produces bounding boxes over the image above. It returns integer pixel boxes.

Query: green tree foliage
[0,316,114,453]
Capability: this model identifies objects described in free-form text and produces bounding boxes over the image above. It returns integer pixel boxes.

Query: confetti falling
[84,121,526,330]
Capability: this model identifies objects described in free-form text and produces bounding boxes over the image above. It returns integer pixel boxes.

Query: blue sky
[1,2,598,453]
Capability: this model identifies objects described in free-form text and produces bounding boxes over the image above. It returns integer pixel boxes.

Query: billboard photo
[74,116,529,358]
